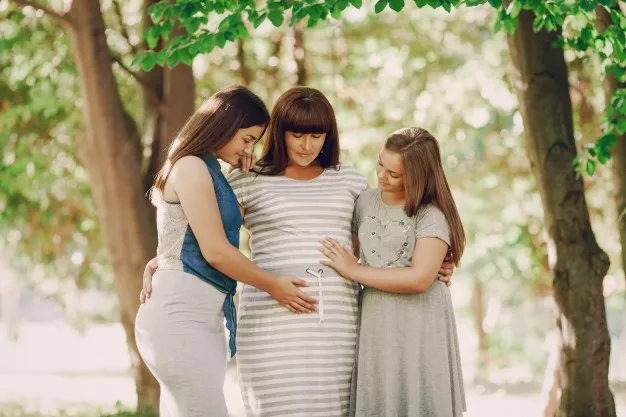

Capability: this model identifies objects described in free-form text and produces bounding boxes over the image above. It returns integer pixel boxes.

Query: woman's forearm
[346,265,437,294]
[203,246,277,294]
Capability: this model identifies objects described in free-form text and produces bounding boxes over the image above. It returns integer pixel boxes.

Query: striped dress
[228,165,368,417]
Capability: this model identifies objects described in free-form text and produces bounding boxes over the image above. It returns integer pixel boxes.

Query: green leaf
[250,12,267,28]
[338,0,350,10]
[201,35,216,53]
[215,33,227,48]
[224,29,237,42]
[148,3,166,24]
[160,20,173,41]
[218,15,234,32]
[186,17,202,34]
[350,0,363,8]
[140,54,157,72]
[502,16,517,34]
[585,158,596,176]
[597,149,612,164]
[236,23,249,38]
[178,48,194,66]
[144,26,160,50]
[389,0,405,12]
[307,15,320,28]
[487,0,502,6]
[155,50,167,66]
[166,50,179,68]
[374,0,388,13]
[506,0,521,18]
[268,10,285,26]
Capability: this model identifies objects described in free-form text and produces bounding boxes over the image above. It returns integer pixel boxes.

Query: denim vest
[180,154,242,356]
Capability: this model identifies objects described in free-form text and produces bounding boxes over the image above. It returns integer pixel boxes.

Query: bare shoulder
[170,156,213,188]
[172,156,210,177]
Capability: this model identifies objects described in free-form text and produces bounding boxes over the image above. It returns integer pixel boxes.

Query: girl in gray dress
[321,127,467,417]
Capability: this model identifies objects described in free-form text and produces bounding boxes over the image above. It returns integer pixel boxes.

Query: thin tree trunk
[162,39,195,146]
[596,5,626,277]
[541,329,561,417]
[236,38,252,86]
[504,5,616,417]
[470,277,488,381]
[292,22,307,85]
[268,30,283,100]
[140,7,195,192]
[141,2,164,195]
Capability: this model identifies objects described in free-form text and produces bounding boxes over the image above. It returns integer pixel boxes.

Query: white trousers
[135,270,228,417]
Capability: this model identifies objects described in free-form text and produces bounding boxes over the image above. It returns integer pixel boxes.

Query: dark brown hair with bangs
[257,86,340,175]
[385,127,466,265]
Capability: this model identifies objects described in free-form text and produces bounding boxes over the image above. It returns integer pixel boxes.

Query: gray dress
[350,189,466,417]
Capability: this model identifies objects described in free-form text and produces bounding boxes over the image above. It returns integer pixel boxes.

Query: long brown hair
[152,85,269,194]
[385,127,465,265]
[257,86,340,175]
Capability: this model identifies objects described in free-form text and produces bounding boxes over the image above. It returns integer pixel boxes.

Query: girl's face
[376,147,405,193]
[217,125,265,166]
[285,131,327,167]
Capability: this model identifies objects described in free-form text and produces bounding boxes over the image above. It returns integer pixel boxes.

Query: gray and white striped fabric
[228,165,368,417]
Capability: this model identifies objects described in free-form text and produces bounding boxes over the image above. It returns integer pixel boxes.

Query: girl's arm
[162,156,316,312]
[321,237,449,294]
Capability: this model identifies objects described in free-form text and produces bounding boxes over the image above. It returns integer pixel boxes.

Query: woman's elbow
[409,276,436,293]
[200,245,230,266]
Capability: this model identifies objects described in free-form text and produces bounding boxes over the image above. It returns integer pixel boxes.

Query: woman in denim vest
[134,86,316,417]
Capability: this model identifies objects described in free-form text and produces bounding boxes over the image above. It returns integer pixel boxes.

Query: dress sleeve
[226,169,252,208]
[342,165,368,233]
[415,205,451,247]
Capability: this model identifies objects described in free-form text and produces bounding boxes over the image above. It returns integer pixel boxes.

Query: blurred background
[1,0,625,416]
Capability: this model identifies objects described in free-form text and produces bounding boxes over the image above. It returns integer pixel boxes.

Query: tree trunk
[541,329,561,417]
[504,5,616,417]
[267,30,284,101]
[236,38,252,86]
[470,277,488,381]
[596,5,626,277]
[292,22,307,85]
[65,0,194,412]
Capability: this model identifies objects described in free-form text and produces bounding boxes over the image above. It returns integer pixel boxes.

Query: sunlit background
[1,0,625,416]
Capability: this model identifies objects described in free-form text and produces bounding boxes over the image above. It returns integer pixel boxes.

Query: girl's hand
[238,152,256,173]
[320,238,359,280]
[437,252,455,287]
[270,277,317,313]
[140,257,159,303]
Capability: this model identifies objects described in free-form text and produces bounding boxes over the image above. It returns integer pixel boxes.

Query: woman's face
[285,131,327,167]
[217,125,265,166]
[376,147,405,193]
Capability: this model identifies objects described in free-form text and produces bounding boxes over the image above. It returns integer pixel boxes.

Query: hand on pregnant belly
[269,276,318,313]
[319,237,359,280]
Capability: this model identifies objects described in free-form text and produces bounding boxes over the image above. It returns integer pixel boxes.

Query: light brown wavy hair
[385,127,465,265]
